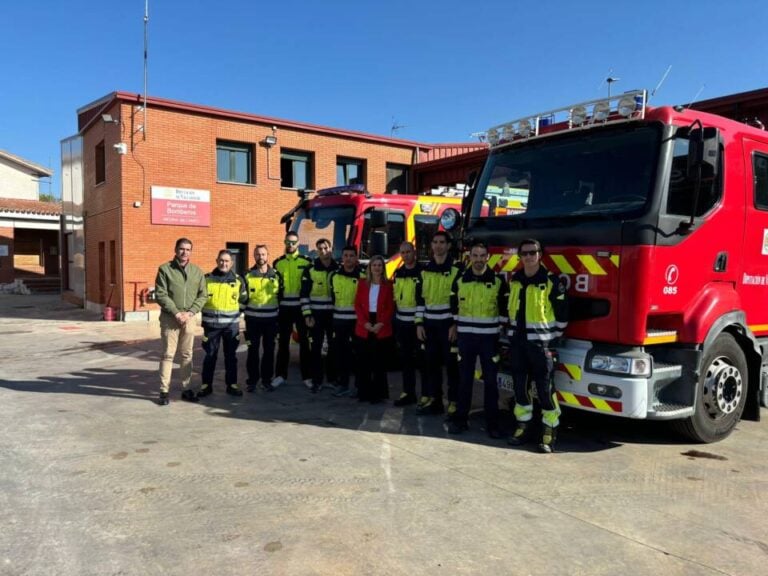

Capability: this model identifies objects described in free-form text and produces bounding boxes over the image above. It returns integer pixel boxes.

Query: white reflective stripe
[333,312,357,320]
[395,313,416,322]
[334,306,354,313]
[424,311,453,320]
[203,317,240,325]
[457,326,499,335]
[279,300,301,307]
[457,315,498,325]
[426,304,451,311]
[310,304,333,310]
[244,310,278,318]
[527,320,558,330]
[397,306,418,313]
[310,297,332,304]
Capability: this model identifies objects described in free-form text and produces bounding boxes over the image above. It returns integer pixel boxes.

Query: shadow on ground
[0,338,688,455]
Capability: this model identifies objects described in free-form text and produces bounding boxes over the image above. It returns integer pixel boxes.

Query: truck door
[650,132,739,344]
[738,138,768,334]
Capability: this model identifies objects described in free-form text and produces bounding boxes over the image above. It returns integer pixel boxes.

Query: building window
[386,163,409,194]
[95,140,106,184]
[281,149,313,189]
[217,140,254,184]
[754,152,768,210]
[337,157,366,186]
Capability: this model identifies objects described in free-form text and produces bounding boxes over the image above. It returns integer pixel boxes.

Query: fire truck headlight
[593,101,610,122]
[440,208,460,231]
[590,354,651,376]
[618,95,637,117]
[570,105,587,126]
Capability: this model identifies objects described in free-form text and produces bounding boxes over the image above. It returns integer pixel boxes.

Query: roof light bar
[482,89,647,149]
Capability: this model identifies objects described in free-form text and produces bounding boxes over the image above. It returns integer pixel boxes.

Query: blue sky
[2,0,767,198]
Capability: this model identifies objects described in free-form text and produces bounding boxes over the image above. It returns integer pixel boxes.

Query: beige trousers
[159,313,196,394]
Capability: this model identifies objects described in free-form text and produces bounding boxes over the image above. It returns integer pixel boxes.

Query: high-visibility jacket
[273,253,311,308]
[450,267,508,335]
[415,257,462,324]
[244,266,282,320]
[301,258,338,316]
[330,266,365,321]
[202,269,247,328]
[507,265,567,342]
[393,263,422,323]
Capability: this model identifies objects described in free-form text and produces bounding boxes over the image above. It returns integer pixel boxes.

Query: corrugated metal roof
[0,198,62,216]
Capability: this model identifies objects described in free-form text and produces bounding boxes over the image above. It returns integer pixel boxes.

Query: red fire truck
[463,89,768,442]
[281,184,475,276]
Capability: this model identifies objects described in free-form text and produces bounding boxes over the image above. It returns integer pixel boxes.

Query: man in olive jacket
[154,237,208,405]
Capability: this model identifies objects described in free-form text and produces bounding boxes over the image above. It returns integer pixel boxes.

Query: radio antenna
[650,65,672,99]
[597,69,620,97]
[686,84,706,108]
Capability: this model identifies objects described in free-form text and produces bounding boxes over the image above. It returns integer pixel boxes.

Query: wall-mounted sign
[151,186,211,227]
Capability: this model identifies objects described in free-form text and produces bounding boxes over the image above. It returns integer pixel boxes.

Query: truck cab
[283,184,463,276]
[465,90,768,442]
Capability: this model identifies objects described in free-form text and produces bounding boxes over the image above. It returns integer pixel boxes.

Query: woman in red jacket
[354,255,395,403]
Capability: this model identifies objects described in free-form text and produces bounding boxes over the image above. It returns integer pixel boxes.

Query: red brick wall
[0,226,14,284]
[82,101,416,314]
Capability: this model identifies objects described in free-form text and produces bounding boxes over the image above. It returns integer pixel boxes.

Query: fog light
[487,128,499,146]
[618,95,637,117]
[593,101,610,122]
[518,119,532,137]
[571,105,587,125]
[588,383,623,399]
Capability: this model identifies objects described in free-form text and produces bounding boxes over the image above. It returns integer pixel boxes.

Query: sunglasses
[519,250,539,257]
[284,240,298,245]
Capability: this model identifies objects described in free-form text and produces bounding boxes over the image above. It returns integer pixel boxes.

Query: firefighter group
[153,231,568,453]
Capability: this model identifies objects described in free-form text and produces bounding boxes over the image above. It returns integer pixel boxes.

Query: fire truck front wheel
[675,333,748,443]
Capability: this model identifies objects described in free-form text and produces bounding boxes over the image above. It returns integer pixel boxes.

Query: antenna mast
[651,65,672,99]
[143,0,149,139]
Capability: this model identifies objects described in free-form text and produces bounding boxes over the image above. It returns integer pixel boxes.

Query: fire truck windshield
[290,205,354,259]
[472,125,661,220]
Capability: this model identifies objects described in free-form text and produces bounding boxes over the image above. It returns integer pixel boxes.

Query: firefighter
[329,246,365,397]
[273,232,312,387]
[392,241,424,406]
[244,244,283,393]
[199,249,248,398]
[301,238,339,393]
[506,238,568,453]
[448,241,508,438]
[415,231,463,416]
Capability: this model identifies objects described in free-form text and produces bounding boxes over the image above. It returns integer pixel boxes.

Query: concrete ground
[1,294,767,576]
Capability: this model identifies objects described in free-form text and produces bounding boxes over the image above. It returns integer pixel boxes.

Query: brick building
[62,92,483,320]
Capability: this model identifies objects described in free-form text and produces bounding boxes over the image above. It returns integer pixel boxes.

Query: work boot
[261,381,276,392]
[180,389,199,403]
[393,393,416,407]
[333,385,351,397]
[448,419,468,435]
[416,397,444,415]
[507,422,530,446]
[303,379,314,390]
[539,425,557,454]
[198,383,212,398]
[444,401,458,421]
[226,384,243,397]
[158,392,169,406]
[270,376,285,389]
[246,383,257,393]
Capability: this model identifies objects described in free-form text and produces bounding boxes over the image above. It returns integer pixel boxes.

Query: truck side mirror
[370,209,388,228]
[371,230,388,257]
[687,127,719,181]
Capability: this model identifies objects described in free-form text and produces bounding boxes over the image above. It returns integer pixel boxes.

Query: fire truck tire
[674,333,748,443]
